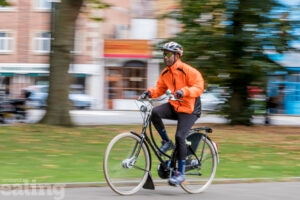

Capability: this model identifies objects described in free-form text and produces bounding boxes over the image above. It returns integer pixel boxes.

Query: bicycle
[103,93,219,195]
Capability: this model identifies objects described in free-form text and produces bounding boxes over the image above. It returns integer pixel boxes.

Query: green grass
[0,123,299,184]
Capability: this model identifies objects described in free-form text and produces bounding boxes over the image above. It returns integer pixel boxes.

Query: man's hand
[174,90,184,99]
[140,91,151,99]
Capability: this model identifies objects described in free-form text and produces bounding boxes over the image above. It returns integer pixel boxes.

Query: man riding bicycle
[140,41,205,186]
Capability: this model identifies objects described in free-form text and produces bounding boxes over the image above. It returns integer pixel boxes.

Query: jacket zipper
[170,68,182,112]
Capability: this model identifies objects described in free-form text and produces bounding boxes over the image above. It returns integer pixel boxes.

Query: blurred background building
[0,0,299,114]
[266,0,300,114]
[0,0,182,110]
[0,0,101,102]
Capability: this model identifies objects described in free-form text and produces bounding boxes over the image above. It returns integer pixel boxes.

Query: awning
[103,39,152,58]
[0,73,14,77]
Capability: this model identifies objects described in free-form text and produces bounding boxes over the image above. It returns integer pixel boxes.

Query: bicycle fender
[207,136,220,164]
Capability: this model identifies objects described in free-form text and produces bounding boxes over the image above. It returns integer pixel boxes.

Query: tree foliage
[0,0,9,6]
[166,0,298,125]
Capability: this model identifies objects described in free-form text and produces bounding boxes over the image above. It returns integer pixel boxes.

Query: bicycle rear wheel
[181,134,217,193]
[103,132,151,195]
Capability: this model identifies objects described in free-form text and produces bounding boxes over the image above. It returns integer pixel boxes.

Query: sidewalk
[24,109,300,126]
[197,111,300,126]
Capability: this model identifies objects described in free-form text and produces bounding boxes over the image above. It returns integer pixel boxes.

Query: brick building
[0,0,180,109]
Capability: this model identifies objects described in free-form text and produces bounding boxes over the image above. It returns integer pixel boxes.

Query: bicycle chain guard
[157,160,170,179]
[186,133,202,156]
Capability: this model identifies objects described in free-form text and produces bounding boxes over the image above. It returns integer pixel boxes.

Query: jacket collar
[168,58,182,71]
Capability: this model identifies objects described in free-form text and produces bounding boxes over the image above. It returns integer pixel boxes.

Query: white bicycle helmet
[162,41,183,56]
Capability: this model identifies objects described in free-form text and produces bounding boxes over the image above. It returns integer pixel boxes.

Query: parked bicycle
[0,98,27,123]
[103,93,219,195]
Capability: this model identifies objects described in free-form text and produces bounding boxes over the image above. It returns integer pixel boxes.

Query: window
[131,0,155,18]
[34,32,51,53]
[34,0,52,10]
[105,64,147,99]
[0,32,13,53]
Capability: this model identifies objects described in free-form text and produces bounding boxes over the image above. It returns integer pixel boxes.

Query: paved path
[1,181,299,200]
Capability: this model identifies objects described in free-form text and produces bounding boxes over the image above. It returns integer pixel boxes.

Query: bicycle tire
[181,134,218,194]
[103,132,151,195]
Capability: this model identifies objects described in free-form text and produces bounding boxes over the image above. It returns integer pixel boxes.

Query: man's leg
[169,113,198,186]
[151,103,176,152]
[176,113,198,160]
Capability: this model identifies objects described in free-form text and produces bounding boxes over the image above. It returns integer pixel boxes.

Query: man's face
[163,51,176,66]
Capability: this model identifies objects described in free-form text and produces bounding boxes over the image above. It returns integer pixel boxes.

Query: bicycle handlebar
[137,91,183,102]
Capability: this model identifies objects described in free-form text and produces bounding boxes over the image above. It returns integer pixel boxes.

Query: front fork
[121,132,146,169]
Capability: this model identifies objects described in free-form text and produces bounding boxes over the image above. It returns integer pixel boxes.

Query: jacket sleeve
[148,74,168,98]
[181,67,204,98]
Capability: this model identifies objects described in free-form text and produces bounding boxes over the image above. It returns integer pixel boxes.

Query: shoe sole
[168,180,186,187]
[168,181,179,187]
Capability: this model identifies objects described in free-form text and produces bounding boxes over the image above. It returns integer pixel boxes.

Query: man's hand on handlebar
[139,91,151,99]
[164,89,184,101]
[138,90,183,101]
[174,90,184,99]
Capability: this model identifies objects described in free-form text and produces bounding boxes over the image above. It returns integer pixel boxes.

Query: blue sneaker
[168,172,185,186]
[160,140,174,153]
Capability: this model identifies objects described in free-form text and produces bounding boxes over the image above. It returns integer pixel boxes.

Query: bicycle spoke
[133,165,149,172]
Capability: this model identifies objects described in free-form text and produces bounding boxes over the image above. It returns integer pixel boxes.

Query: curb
[4,177,299,190]
[64,177,300,188]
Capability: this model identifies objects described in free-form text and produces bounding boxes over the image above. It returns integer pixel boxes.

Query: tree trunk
[39,0,84,126]
[228,77,253,125]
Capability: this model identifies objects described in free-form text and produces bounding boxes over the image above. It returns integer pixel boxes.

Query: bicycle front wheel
[181,135,218,194]
[103,132,151,195]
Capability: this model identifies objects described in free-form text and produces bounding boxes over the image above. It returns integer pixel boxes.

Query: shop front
[102,39,157,110]
[0,63,100,109]
[268,52,300,115]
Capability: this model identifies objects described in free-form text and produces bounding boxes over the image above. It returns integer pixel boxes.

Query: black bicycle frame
[129,100,213,175]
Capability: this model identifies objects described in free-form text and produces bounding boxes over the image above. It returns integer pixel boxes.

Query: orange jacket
[148,59,204,114]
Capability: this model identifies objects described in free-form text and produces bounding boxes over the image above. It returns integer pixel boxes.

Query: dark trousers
[151,103,198,160]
